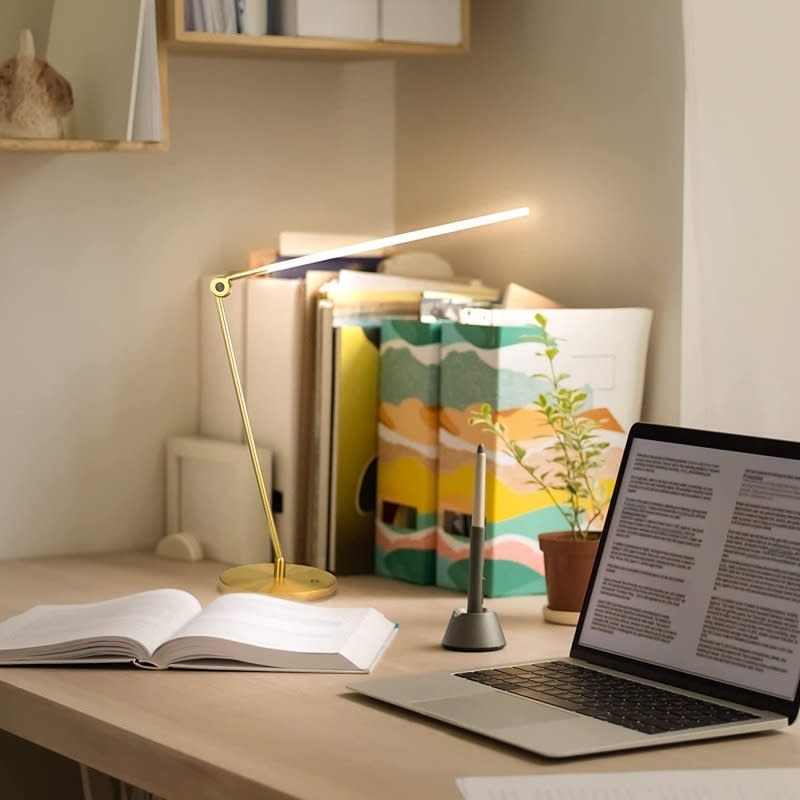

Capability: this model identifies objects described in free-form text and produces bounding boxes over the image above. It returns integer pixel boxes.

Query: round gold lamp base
[218,563,337,601]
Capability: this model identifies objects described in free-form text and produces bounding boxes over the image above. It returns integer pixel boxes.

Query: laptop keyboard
[455,660,757,735]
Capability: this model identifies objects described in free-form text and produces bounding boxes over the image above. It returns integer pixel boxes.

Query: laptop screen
[577,428,800,701]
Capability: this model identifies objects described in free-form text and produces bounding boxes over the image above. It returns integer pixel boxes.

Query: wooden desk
[0,554,798,800]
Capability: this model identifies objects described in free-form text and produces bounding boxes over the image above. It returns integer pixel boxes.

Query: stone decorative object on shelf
[0,29,73,139]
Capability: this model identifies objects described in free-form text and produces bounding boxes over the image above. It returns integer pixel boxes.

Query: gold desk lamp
[210,206,531,600]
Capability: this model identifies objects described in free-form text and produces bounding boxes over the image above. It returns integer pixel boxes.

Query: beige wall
[682,0,800,439]
[394,0,684,425]
[0,2,685,561]
[0,0,53,60]
[0,55,394,558]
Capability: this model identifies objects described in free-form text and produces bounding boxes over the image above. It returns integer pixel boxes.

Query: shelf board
[167,30,467,59]
[0,138,168,153]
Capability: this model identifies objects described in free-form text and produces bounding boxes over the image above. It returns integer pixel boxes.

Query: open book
[0,590,397,673]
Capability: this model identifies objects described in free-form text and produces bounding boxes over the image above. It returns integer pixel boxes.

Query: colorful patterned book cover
[375,319,444,584]
[436,315,650,597]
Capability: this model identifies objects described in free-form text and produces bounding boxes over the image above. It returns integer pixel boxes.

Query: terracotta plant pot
[539,531,600,622]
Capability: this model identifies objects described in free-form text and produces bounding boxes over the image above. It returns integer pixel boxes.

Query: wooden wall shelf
[167,0,470,59]
[0,0,170,154]
[0,0,469,152]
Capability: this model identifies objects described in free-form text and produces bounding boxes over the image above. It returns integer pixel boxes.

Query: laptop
[349,422,800,757]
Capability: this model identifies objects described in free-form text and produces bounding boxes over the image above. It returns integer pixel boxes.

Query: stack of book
[185,1,271,35]
[307,269,500,574]
[193,237,655,601]
[373,306,654,597]
[195,233,502,574]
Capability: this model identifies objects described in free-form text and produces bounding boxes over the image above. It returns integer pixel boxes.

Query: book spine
[375,319,442,585]
[198,275,307,564]
[329,324,382,574]
[436,323,550,598]
[244,278,306,564]
[240,0,268,34]
[307,299,335,569]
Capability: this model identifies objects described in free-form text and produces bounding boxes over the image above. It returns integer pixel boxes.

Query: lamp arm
[212,291,286,580]
[210,206,531,297]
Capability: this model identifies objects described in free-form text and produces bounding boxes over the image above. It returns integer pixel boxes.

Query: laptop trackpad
[414,693,569,729]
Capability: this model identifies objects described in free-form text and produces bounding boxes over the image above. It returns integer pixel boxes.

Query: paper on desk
[456,769,800,799]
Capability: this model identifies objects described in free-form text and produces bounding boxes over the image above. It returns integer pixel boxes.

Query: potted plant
[469,313,612,624]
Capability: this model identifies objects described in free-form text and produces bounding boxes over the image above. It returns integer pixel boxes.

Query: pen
[467,444,486,614]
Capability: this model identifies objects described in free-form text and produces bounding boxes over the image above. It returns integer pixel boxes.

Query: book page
[579,438,800,699]
[0,589,201,662]
[457,769,800,800]
[153,593,390,669]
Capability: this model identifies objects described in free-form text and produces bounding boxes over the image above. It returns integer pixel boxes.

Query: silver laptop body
[350,423,800,758]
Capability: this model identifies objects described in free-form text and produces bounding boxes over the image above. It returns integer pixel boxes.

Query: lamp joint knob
[210,276,232,297]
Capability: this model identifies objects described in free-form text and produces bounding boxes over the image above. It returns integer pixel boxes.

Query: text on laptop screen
[578,437,800,700]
